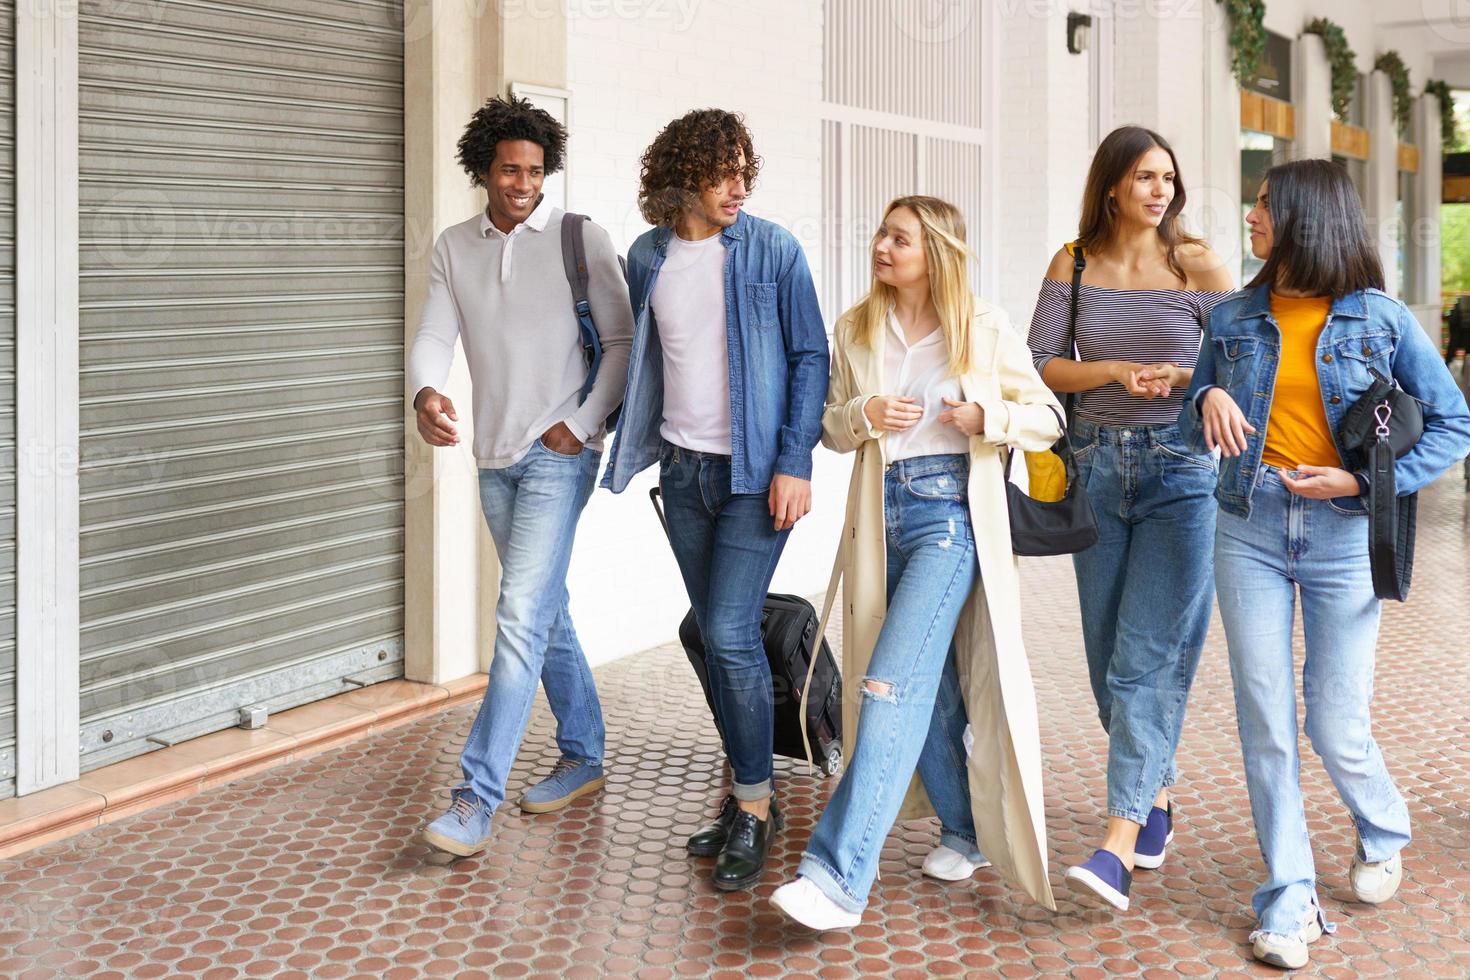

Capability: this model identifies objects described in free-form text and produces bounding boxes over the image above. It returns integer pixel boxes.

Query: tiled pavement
[1,472,1468,979]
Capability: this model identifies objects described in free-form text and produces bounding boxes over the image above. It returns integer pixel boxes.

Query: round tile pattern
[2,474,1469,978]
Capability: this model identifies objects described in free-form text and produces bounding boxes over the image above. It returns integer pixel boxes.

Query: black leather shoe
[712,799,783,892]
[687,795,738,856]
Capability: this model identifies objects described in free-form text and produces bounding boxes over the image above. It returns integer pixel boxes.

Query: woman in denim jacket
[1179,159,1470,970]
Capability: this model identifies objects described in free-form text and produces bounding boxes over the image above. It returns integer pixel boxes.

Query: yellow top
[1261,293,1340,470]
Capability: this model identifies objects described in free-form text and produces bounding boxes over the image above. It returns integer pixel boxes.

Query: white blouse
[879,311,971,463]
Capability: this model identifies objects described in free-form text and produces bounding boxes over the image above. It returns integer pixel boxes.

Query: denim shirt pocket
[1333,333,1396,390]
[746,282,779,330]
[1213,335,1259,391]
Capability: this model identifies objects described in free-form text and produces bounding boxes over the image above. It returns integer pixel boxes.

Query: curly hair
[457,95,567,187]
[637,109,761,227]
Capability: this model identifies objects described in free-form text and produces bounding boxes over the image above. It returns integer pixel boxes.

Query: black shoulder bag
[1338,367,1423,601]
[1004,244,1099,557]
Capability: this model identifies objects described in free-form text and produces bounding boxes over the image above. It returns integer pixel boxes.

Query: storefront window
[1241,131,1290,283]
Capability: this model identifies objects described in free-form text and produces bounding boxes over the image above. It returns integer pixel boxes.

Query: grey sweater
[407,200,634,467]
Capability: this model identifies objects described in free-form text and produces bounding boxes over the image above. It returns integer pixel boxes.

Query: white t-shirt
[882,311,970,463]
[652,232,732,454]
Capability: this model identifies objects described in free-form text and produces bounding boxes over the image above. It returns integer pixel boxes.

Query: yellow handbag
[1022,446,1068,502]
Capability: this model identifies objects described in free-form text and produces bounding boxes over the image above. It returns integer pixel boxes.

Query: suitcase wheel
[822,746,843,777]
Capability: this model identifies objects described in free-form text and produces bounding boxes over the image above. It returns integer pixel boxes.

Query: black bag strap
[1368,439,1401,599]
[1366,404,1415,601]
[1068,242,1086,341]
[1064,242,1085,421]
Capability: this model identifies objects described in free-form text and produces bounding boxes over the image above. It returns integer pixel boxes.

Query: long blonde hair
[842,195,976,376]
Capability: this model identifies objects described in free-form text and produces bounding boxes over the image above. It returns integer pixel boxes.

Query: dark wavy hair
[637,109,761,227]
[456,95,566,187]
[1246,158,1384,298]
[1077,125,1203,284]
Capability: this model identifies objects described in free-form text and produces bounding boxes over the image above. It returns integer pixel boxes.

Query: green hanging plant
[1424,79,1458,146]
[1374,50,1412,138]
[1216,0,1267,86]
[1303,17,1357,122]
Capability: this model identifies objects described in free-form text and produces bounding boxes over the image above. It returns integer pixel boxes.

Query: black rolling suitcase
[649,487,844,776]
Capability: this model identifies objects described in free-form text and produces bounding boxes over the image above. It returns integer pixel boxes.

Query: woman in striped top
[1026,126,1233,913]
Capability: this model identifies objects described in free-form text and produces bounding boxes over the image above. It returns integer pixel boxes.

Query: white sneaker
[1250,906,1324,970]
[770,877,862,931]
[1350,848,1403,904]
[921,844,992,881]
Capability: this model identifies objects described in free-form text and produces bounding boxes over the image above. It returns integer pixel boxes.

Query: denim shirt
[1179,284,1470,518]
[601,211,830,494]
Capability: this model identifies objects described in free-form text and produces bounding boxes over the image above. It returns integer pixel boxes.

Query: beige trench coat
[818,299,1062,910]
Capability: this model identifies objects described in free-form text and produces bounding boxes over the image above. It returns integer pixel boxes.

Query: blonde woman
[771,196,1061,929]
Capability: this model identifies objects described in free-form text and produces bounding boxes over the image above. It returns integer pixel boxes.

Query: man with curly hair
[602,109,829,891]
[408,95,634,856]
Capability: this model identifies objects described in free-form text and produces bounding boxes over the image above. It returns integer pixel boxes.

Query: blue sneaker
[1065,849,1132,911]
[422,788,493,857]
[517,757,606,814]
[1133,803,1173,870]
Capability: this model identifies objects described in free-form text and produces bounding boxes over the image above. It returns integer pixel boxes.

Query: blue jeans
[658,443,789,800]
[1071,419,1217,824]
[799,454,979,914]
[1216,467,1411,935]
[456,439,606,810]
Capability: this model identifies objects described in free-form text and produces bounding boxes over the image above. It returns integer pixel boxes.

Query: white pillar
[401,0,571,684]
[14,1,80,794]
[1409,93,1442,308]
[1365,71,1400,298]
[402,0,494,684]
[1292,33,1332,161]
[1200,2,1243,283]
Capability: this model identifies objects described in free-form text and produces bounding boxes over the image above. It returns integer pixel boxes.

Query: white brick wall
[995,4,1090,325]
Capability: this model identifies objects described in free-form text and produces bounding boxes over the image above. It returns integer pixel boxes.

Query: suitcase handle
[648,486,671,540]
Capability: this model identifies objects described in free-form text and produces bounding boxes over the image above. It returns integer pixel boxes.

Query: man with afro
[601,109,829,892]
[409,95,634,857]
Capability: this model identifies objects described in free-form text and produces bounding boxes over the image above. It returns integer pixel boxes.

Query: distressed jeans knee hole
[862,678,898,704]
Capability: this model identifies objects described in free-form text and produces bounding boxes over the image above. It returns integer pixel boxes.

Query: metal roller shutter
[0,0,14,799]
[76,0,406,769]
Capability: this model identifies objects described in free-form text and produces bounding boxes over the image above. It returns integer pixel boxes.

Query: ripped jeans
[798,453,981,913]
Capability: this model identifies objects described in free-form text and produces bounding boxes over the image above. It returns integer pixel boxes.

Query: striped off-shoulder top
[1026,278,1235,426]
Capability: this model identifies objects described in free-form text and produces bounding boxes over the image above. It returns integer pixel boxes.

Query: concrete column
[480,4,568,95]
[15,1,81,794]
[472,5,568,673]
[1409,93,1442,310]
[402,0,572,684]
[1292,32,1332,161]
[1365,71,1400,299]
[403,1,494,685]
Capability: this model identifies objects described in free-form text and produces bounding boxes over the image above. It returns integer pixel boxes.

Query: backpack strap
[561,212,592,319]
[560,212,601,403]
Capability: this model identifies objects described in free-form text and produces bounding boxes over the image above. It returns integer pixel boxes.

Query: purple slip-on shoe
[1064,849,1132,912]
[1134,803,1174,871]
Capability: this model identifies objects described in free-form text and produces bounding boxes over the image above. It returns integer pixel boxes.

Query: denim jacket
[1179,284,1470,518]
[601,211,830,494]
